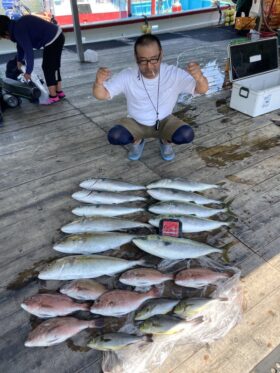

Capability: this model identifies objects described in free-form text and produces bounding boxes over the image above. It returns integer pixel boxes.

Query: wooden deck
[1,27,280,373]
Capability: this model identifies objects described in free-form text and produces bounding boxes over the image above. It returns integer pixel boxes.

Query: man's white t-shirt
[104,63,196,126]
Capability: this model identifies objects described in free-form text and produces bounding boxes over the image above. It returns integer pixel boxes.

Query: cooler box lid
[228,37,279,82]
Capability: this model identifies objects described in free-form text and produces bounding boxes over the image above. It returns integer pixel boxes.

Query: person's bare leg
[56,81,62,92]
[48,85,57,96]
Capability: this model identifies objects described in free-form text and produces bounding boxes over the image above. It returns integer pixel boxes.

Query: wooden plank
[153,254,280,373]
[0,28,280,373]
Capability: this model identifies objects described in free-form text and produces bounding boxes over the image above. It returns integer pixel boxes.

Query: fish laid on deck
[72,204,144,217]
[21,293,90,318]
[60,279,107,300]
[38,255,145,280]
[147,178,218,192]
[175,267,231,288]
[147,188,221,205]
[134,298,180,321]
[24,317,103,347]
[61,217,151,234]
[132,235,222,259]
[53,232,136,254]
[139,315,202,335]
[148,201,226,218]
[90,287,160,317]
[72,190,146,204]
[80,178,145,192]
[119,268,173,287]
[87,333,149,351]
[149,215,229,233]
[174,297,226,320]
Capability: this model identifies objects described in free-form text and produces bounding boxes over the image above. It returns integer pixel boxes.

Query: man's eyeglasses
[136,53,161,66]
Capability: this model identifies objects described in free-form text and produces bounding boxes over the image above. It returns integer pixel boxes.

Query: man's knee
[172,125,194,145]
[107,124,134,145]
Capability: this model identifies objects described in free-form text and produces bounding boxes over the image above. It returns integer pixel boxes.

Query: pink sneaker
[42,96,60,105]
[57,91,66,99]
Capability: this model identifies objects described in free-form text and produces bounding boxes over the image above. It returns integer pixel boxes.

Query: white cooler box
[229,37,280,117]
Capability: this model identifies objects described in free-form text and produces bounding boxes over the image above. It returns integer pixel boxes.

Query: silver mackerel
[132,235,222,259]
[53,232,136,254]
[147,188,221,205]
[72,190,146,204]
[38,255,145,280]
[80,178,145,192]
[61,217,151,234]
[147,178,218,192]
[149,215,229,233]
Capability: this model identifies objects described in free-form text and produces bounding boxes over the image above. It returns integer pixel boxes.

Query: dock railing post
[70,0,85,62]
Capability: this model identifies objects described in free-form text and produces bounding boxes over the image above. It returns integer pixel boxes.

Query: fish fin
[91,318,104,328]
[191,316,204,325]
[218,297,228,302]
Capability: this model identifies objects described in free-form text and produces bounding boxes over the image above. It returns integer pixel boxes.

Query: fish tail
[222,196,235,207]
[148,286,161,298]
[81,303,91,311]
[222,246,230,263]
[136,259,146,265]
[168,273,175,280]
[143,335,153,343]
[216,181,227,189]
[90,318,104,329]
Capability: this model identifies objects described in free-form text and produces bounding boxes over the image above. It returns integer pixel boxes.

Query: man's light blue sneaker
[128,140,145,161]
[159,141,175,161]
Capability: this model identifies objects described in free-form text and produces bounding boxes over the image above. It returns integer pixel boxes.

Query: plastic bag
[101,257,242,373]
[30,74,49,104]
[84,49,99,63]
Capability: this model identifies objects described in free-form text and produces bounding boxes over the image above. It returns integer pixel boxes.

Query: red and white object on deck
[159,218,182,238]
[229,37,280,117]
[172,0,182,12]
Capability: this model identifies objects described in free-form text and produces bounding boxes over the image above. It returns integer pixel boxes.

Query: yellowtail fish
[147,188,221,205]
[80,178,145,192]
[87,333,151,351]
[139,315,203,335]
[148,201,226,218]
[173,297,226,320]
[38,255,145,280]
[60,279,107,300]
[147,178,218,192]
[72,190,146,204]
[149,215,229,233]
[134,298,180,321]
[21,293,90,318]
[175,267,231,288]
[53,232,136,254]
[24,317,104,347]
[119,268,173,287]
[72,205,144,217]
[90,287,160,317]
[61,217,151,234]
[132,235,222,259]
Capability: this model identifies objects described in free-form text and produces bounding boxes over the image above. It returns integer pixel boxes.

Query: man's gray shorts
[118,114,189,142]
